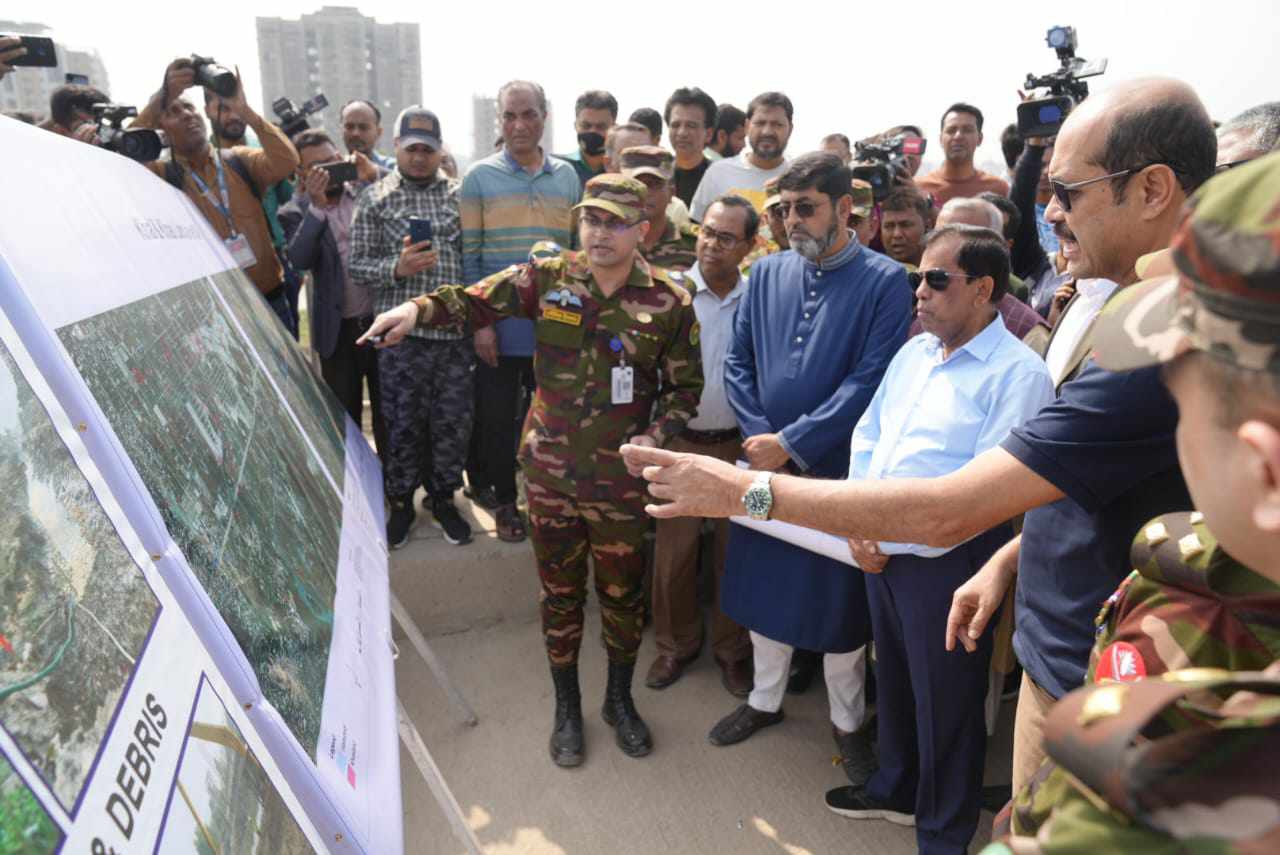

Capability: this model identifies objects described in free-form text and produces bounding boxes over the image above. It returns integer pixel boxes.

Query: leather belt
[682,427,741,445]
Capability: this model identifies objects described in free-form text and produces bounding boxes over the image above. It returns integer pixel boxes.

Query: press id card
[225,233,258,269]
[611,366,634,405]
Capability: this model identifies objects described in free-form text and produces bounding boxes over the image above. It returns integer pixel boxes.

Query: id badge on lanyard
[191,154,258,270]
[609,335,633,405]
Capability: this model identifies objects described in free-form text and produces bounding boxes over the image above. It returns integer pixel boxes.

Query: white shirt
[1045,278,1119,385]
[684,263,747,431]
[689,150,790,221]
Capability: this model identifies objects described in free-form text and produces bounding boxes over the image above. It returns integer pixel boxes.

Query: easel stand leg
[398,698,484,855]
[391,594,478,726]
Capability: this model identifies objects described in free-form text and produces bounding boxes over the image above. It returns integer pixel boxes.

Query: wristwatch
[742,471,775,521]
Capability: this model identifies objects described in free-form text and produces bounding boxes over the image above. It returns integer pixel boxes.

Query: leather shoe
[645,653,697,689]
[716,657,753,698]
[708,703,784,746]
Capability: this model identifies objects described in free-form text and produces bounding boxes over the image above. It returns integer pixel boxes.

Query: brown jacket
[136,108,298,295]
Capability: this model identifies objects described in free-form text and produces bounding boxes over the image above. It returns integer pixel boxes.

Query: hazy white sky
[10,0,1277,164]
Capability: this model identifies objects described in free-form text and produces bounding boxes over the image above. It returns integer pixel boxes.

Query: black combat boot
[549,664,584,767]
[601,661,653,757]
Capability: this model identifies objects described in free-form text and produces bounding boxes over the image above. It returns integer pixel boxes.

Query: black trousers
[466,356,534,505]
[320,316,386,456]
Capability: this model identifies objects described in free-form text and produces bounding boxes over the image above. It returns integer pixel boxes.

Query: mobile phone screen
[408,218,433,245]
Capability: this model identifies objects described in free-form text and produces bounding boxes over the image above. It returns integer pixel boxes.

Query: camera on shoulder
[851,134,927,202]
[272,93,328,138]
[93,104,166,163]
[1017,26,1108,139]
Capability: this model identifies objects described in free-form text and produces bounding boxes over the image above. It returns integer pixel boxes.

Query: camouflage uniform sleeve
[412,261,545,329]
[643,291,703,446]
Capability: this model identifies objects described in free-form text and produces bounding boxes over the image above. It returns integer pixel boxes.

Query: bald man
[620,78,1217,800]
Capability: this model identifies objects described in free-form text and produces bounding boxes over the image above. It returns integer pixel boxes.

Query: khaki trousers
[651,434,751,663]
[1011,671,1057,795]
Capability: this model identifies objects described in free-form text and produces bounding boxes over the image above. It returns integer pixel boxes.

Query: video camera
[191,55,237,98]
[272,93,328,139]
[851,134,927,202]
[1017,26,1107,139]
[93,104,166,163]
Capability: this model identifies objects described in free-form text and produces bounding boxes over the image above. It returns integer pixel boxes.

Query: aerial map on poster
[58,279,341,755]
[0,342,159,812]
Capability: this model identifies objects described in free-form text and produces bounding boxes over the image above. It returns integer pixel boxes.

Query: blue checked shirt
[349,169,465,340]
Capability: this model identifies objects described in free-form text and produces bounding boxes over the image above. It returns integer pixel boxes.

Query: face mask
[578,132,606,156]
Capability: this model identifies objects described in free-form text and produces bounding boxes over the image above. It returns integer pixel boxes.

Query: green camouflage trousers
[527,480,648,666]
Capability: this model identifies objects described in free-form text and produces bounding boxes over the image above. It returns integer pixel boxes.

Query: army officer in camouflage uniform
[362,174,703,766]
[982,151,1280,853]
[621,145,700,272]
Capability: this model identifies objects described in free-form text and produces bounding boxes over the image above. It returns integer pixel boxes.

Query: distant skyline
[7,1,1277,163]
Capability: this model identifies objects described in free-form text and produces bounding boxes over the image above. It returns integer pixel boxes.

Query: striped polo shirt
[459,149,582,355]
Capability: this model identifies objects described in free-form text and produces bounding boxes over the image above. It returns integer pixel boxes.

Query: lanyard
[188,152,236,234]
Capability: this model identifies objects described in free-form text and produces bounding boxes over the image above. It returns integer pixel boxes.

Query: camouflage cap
[620,145,674,182]
[850,179,874,218]
[574,173,648,224]
[763,176,782,212]
[1093,150,1280,375]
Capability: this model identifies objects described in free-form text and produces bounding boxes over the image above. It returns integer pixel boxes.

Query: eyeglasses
[580,213,637,233]
[774,199,824,220]
[907,269,974,292]
[1050,163,1176,212]
[698,225,745,250]
[1216,158,1254,173]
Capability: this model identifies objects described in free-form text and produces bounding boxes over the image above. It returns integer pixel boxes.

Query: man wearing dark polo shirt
[618,77,1219,804]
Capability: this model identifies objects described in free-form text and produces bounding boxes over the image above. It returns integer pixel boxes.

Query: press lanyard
[189,152,236,234]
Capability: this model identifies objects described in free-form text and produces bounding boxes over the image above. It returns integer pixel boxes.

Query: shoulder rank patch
[1094,640,1147,683]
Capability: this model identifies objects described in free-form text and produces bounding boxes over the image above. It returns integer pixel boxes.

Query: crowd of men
[5,35,1280,854]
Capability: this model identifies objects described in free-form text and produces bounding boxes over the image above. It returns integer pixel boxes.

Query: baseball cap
[394,106,442,150]
[574,174,647,224]
[620,145,674,182]
[1093,151,1280,375]
[850,179,874,218]
[763,176,782,212]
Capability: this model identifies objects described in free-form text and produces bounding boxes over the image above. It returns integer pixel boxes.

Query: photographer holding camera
[133,57,300,330]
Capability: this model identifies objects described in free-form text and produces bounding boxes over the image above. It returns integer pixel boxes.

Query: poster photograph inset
[156,676,315,854]
[0,341,159,812]
[0,750,62,854]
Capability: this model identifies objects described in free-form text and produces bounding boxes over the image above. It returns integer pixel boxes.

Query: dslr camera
[851,134,927,202]
[191,55,237,98]
[1017,26,1107,138]
[273,93,329,138]
[93,104,166,163]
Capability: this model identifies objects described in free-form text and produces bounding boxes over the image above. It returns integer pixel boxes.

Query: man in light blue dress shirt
[826,225,1054,855]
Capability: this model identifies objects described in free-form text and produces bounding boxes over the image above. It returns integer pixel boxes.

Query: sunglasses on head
[908,269,973,292]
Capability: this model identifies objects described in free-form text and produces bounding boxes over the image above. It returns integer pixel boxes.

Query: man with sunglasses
[620,76,1217,798]
[359,174,702,768]
[707,153,911,780]
[826,225,1053,853]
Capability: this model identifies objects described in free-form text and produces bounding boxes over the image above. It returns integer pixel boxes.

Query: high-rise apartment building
[256,6,421,153]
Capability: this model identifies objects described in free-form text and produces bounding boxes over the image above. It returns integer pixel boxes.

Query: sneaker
[431,498,473,545]
[495,503,526,543]
[386,497,416,550]
[824,785,915,827]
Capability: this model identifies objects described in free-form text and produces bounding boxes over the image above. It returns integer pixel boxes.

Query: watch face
[744,484,771,519]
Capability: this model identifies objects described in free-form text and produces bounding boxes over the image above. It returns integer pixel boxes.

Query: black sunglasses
[1050,162,1178,212]
[908,269,973,292]
[774,199,825,219]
